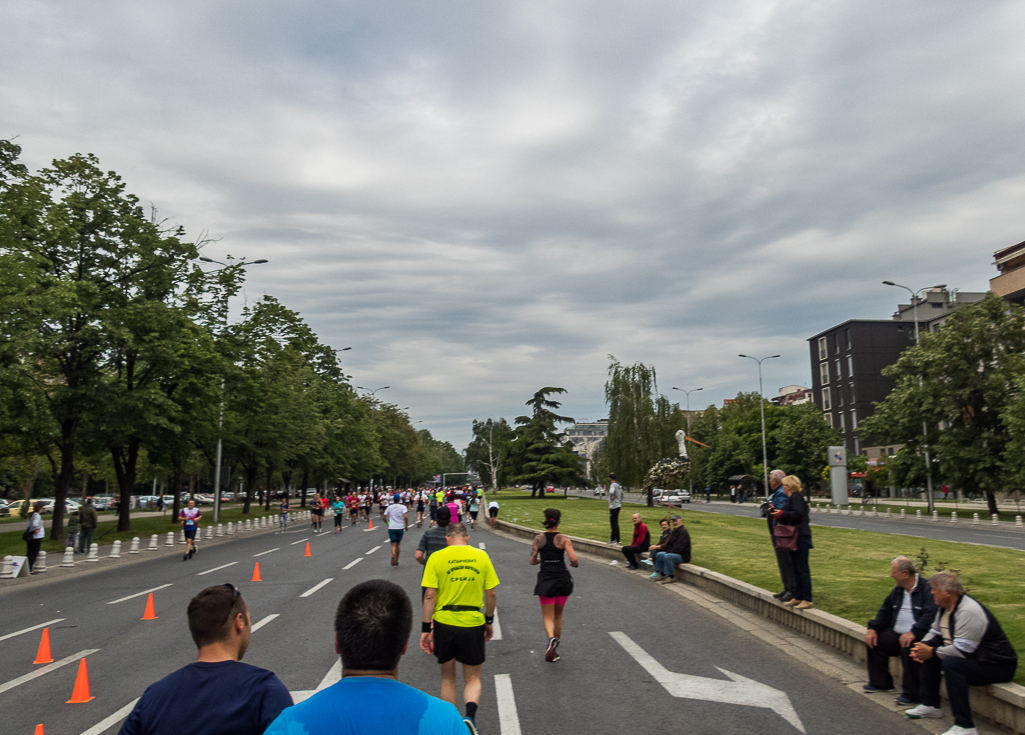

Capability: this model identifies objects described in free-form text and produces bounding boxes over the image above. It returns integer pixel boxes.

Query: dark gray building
[807,320,915,455]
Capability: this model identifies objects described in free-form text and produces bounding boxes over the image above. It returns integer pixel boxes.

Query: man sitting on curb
[120,584,292,735]
[863,556,937,705]
[905,571,1018,735]
[265,580,466,735]
[621,513,650,570]
[652,515,691,584]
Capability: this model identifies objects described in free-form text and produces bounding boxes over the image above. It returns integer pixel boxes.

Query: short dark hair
[334,580,411,670]
[435,506,451,527]
[188,585,248,648]
[608,473,616,480]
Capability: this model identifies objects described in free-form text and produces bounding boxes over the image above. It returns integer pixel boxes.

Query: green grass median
[495,490,1025,685]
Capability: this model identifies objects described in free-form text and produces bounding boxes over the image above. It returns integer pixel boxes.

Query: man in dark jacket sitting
[905,572,1018,735]
[863,556,938,705]
[653,515,691,584]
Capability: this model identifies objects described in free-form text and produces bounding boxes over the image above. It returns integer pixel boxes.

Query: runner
[279,495,290,533]
[416,490,426,528]
[487,498,499,530]
[347,493,359,525]
[331,495,345,534]
[420,522,499,732]
[179,499,202,561]
[467,494,480,530]
[384,493,408,566]
[446,496,461,526]
[310,493,324,533]
[530,508,578,662]
[428,490,439,528]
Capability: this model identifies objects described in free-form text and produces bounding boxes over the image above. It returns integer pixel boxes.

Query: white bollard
[130,537,140,554]
[992,514,999,526]
[886,508,892,518]
[179,530,187,545]
[165,532,175,546]
[1017,515,1023,528]
[246,519,253,531]
[950,511,958,524]
[86,543,99,563]
[260,516,266,528]
[108,540,121,558]
[148,534,159,550]
[932,510,939,521]
[227,521,235,535]
[206,525,213,540]
[872,507,878,517]
[61,546,75,567]
[900,508,906,519]
[35,550,47,573]
[972,513,980,526]
[0,555,14,579]
[916,509,922,519]
[217,523,224,537]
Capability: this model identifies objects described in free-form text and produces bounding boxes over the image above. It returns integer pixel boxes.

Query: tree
[465,418,514,492]
[772,402,842,491]
[508,388,585,496]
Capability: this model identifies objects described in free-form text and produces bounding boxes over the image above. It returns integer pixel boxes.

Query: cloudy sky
[4,1,1025,449]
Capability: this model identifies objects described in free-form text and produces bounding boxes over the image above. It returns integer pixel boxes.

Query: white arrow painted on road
[609,632,805,733]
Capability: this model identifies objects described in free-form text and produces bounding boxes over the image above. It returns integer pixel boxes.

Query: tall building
[564,419,608,480]
[771,385,813,406]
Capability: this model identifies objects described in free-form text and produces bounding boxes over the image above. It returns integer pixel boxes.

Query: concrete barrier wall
[496,519,1025,734]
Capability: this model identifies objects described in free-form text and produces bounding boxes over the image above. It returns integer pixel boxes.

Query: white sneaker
[905,704,943,719]
[940,726,977,735]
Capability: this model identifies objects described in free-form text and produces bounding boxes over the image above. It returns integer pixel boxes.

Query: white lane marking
[300,578,334,598]
[253,548,280,557]
[478,542,486,549]
[0,649,101,694]
[343,558,363,570]
[197,561,238,576]
[79,698,139,735]
[0,618,66,642]
[494,674,522,735]
[491,609,502,641]
[365,545,381,555]
[290,659,341,704]
[251,614,280,633]
[290,537,311,545]
[609,631,805,733]
[107,584,173,605]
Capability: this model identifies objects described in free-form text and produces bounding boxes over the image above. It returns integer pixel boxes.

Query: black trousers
[609,508,621,543]
[920,654,1016,728]
[622,544,649,567]
[769,520,796,594]
[26,538,42,572]
[866,628,920,700]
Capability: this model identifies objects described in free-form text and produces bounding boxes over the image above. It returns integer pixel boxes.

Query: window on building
[835,359,842,380]
[850,384,856,404]
[839,412,846,432]
[835,333,841,354]
[844,328,851,350]
[851,410,857,430]
[837,387,844,407]
[822,387,831,410]
[847,355,853,376]
[854,438,860,454]
[824,412,833,427]
[820,362,829,384]
[818,336,827,360]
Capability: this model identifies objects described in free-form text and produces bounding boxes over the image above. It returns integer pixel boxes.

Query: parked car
[7,499,28,516]
[655,489,691,506]
[42,499,81,514]
[193,494,214,505]
[0,500,9,517]
[90,495,116,510]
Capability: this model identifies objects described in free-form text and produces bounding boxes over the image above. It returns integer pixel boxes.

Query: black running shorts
[432,621,486,666]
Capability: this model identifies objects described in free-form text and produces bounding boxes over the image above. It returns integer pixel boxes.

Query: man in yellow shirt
[420,523,499,733]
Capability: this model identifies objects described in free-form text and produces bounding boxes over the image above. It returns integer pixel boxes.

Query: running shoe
[649,571,660,579]
[182,553,188,562]
[463,717,478,734]
[544,637,560,662]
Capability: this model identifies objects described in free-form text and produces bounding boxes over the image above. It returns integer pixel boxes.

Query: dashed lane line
[0,618,66,643]
[253,548,280,557]
[300,579,334,598]
[291,659,341,704]
[0,649,101,695]
[107,584,173,605]
[491,609,502,641]
[197,561,239,576]
[365,546,381,555]
[79,698,139,735]
[494,674,522,735]
[478,542,486,550]
[251,614,280,633]
[290,537,311,546]
[342,558,363,570]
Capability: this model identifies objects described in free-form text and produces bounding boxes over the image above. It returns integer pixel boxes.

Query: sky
[4,1,1025,450]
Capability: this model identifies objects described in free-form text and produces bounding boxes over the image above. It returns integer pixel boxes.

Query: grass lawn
[1,504,281,559]
[495,490,1025,685]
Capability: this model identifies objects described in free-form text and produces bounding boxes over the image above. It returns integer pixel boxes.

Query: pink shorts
[539,596,569,606]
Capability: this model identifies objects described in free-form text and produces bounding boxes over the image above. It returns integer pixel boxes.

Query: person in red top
[620,513,650,570]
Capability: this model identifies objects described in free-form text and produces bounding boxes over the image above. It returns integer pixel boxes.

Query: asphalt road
[2,517,928,735]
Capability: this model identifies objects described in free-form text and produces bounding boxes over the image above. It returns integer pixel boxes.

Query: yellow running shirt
[422,544,500,627]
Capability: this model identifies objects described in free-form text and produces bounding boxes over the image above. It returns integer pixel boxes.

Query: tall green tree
[508,388,585,497]
[772,402,842,491]
[465,418,514,491]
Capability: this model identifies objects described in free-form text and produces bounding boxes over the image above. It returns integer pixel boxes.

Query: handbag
[22,526,34,542]
[772,522,799,551]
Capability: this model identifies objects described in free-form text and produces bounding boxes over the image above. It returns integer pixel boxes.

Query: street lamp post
[739,354,780,500]
[199,257,268,524]
[672,387,704,495]
[883,281,942,514]
[357,385,390,398]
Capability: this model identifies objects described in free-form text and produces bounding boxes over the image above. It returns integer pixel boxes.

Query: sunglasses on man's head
[221,583,240,625]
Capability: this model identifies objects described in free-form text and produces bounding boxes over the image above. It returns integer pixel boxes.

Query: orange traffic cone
[304,542,312,557]
[34,725,44,735]
[367,518,374,530]
[141,593,158,620]
[33,628,53,664]
[66,658,95,703]
[252,562,262,582]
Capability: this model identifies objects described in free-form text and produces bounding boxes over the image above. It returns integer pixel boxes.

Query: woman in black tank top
[530,508,578,662]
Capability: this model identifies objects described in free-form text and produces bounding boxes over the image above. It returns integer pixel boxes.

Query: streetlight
[672,387,704,495]
[357,385,390,398]
[883,281,943,513]
[739,354,780,500]
[199,256,269,523]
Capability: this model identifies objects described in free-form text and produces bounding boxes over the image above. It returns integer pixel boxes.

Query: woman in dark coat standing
[770,475,814,609]
[530,508,578,663]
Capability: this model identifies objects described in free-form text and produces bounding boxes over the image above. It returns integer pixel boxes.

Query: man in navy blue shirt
[767,469,797,602]
[120,584,292,735]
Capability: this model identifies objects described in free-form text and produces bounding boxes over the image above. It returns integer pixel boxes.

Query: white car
[655,489,691,506]
[42,499,81,514]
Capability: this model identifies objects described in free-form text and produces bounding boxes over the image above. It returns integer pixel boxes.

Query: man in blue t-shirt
[265,579,467,735]
[120,584,292,735]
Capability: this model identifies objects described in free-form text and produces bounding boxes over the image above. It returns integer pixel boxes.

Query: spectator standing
[863,556,938,705]
[907,572,1018,735]
[66,507,81,552]
[652,515,691,584]
[607,473,623,544]
[384,494,408,566]
[119,584,292,735]
[767,469,797,603]
[705,485,711,503]
[770,475,813,610]
[646,519,671,580]
[730,485,736,503]
[621,513,650,570]
[78,498,98,554]
[25,501,45,573]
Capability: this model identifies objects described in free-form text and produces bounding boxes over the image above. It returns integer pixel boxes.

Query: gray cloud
[4,1,1024,447]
